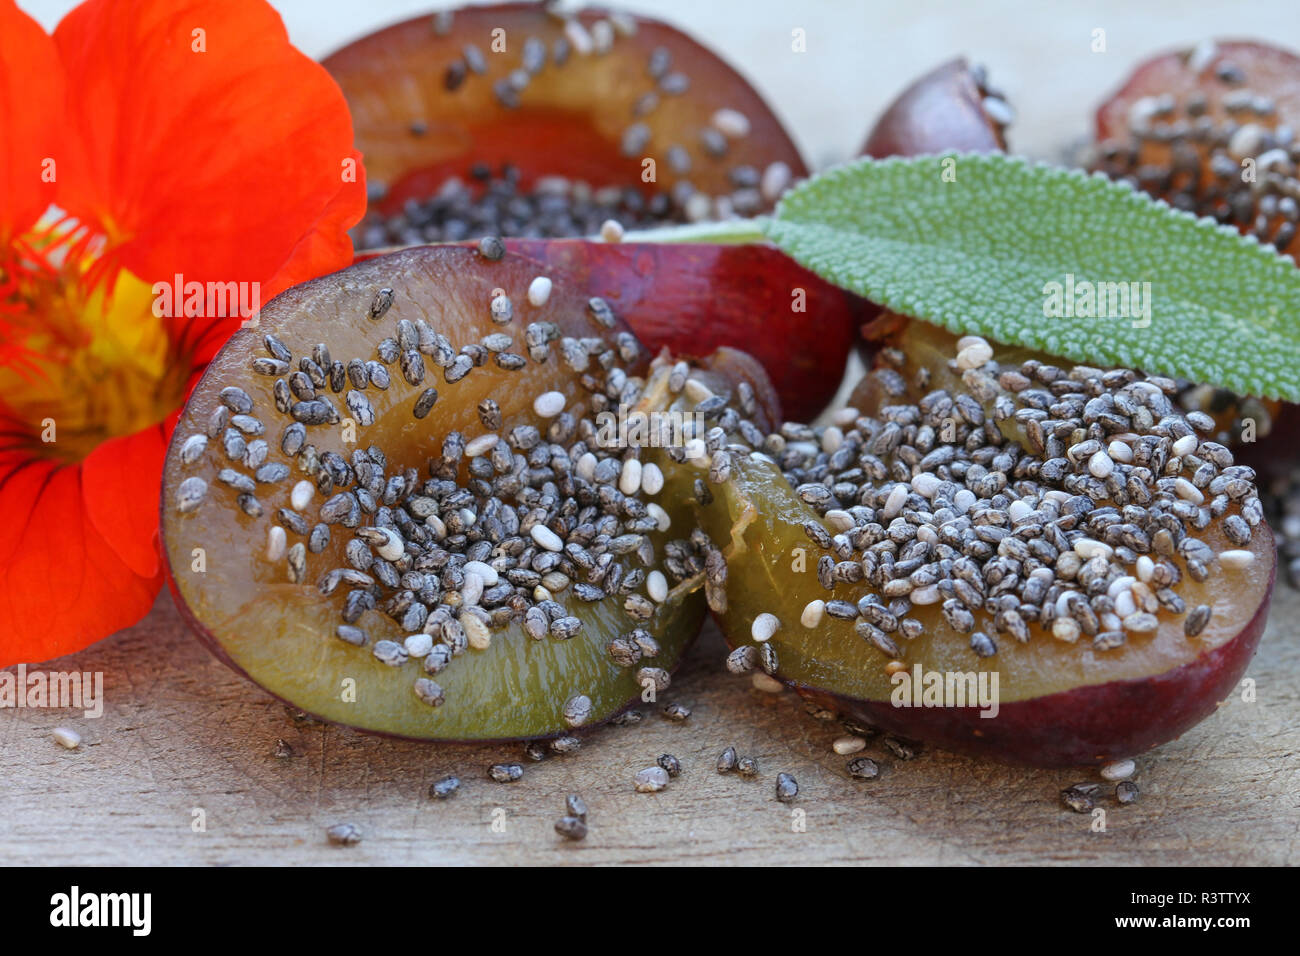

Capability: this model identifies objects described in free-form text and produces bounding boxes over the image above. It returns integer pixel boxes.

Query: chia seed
[488,763,524,783]
[326,823,362,846]
[430,776,460,799]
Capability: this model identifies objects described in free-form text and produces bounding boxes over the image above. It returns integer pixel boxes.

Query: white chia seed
[463,560,498,586]
[1219,549,1255,569]
[640,462,664,495]
[527,276,553,306]
[711,107,751,138]
[801,600,826,627]
[634,766,669,792]
[647,570,668,603]
[290,479,313,511]
[531,524,564,552]
[404,633,434,658]
[646,502,671,531]
[619,458,642,495]
[464,434,499,457]
[1100,758,1136,781]
[751,612,780,642]
[266,526,287,561]
[533,390,565,417]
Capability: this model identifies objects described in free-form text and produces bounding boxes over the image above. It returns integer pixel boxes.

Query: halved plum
[692,315,1274,766]
[325,2,807,239]
[160,244,775,741]
[1091,39,1300,250]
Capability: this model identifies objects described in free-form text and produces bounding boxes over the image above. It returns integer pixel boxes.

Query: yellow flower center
[1,235,192,464]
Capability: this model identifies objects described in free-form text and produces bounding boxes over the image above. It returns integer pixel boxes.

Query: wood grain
[2,585,1296,866]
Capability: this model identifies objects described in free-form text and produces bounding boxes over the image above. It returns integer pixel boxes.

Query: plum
[324,2,807,235]
[160,244,776,741]
[1091,38,1300,251]
[692,315,1274,766]
[861,57,1008,159]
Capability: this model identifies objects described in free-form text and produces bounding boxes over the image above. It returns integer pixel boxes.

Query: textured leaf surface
[764,153,1300,400]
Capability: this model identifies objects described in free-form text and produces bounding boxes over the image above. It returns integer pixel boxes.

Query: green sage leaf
[764,153,1300,400]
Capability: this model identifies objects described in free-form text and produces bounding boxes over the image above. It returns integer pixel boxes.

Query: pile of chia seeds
[356,166,691,250]
[713,339,1257,668]
[1088,41,1300,251]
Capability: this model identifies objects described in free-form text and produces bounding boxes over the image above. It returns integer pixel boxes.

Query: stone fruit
[861,57,1008,159]
[692,315,1274,766]
[325,2,807,246]
[160,244,776,741]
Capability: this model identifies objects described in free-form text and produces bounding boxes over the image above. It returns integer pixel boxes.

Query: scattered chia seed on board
[430,776,461,799]
[326,823,363,846]
[554,815,588,840]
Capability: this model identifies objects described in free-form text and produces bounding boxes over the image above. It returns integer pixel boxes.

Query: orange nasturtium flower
[0,0,366,666]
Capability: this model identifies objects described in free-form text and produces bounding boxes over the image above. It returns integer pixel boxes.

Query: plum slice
[324,2,807,243]
[691,316,1274,766]
[159,244,775,741]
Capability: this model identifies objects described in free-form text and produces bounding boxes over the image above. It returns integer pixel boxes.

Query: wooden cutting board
[1,586,1295,865]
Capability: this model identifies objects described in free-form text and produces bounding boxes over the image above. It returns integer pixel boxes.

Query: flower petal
[262,147,367,301]
[53,0,365,288]
[81,426,165,581]
[0,0,63,244]
[0,454,161,667]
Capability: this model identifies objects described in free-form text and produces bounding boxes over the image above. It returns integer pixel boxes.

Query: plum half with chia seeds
[160,244,776,741]
[693,315,1274,767]
[326,2,807,239]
